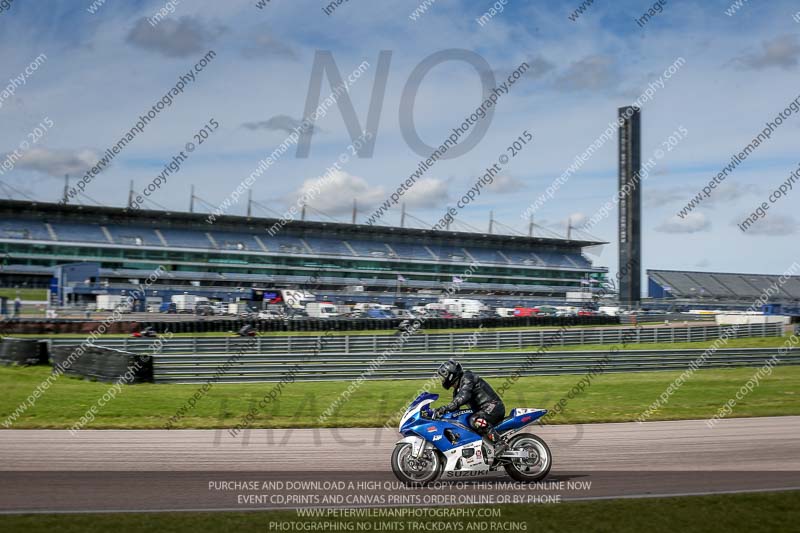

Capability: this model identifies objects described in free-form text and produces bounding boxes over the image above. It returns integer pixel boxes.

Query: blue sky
[0,0,799,281]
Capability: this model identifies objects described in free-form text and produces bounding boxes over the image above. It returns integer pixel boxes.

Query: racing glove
[432,406,447,419]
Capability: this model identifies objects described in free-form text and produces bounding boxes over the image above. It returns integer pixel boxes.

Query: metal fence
[50,322,784,355]
[150,347,799,383]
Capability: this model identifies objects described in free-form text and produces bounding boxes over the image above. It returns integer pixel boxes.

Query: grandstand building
[0,200,607,306]
[648,269,800,304]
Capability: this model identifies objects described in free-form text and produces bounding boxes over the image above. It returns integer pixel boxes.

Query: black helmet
[437,359,463,389]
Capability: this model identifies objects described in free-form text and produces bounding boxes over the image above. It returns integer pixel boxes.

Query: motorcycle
[391,392,552,485]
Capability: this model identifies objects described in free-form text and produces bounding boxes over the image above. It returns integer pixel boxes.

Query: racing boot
[486,428,508,458]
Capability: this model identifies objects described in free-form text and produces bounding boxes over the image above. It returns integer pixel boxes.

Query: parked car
[365,308,394,319]
[286,309,309,320]
[212,302,229,315]
[195,302,215,316]
[421,309,445,318]
[159,302,177,314]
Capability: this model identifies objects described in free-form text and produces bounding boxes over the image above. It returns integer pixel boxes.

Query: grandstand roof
[0,199,606,249]
[648,269,800,301]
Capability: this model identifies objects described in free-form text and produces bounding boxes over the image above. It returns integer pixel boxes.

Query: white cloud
[703,183,760,206]
[568,212,588,227]
[487,174,526,194]
[739,214,798,236]
[126,17,224,58]
[555,54,617,92]
[242,115,315,134]
[11,147,101,177]
[292,170,385,216]
[242,32,297,60]
[734,35,800,70]
[403,179,449,208]
[644,187,692,208]
[655,213,711,233]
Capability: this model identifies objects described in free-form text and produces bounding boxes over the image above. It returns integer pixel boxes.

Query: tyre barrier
[0,318,133,335]
[50,344,153,383]
[0,337,49,366]
[133,315,619,335]
[0,315,620,335]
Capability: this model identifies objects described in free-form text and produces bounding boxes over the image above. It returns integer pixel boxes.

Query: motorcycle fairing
[397,393,547,475]
[495,408,548,434]
[403,418,482,453]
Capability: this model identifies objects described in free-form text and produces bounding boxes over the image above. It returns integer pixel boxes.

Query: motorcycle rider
[433,359,508,457]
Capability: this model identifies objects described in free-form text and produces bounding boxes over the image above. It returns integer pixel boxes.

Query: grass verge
[1,358,798,429]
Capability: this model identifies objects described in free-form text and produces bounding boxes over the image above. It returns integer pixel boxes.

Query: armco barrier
[149,347,800,383]
[49,322,784,356]
[50,344,153,383]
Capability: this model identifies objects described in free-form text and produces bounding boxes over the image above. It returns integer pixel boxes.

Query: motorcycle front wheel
[391,442,442,486]
[503,433,552,482]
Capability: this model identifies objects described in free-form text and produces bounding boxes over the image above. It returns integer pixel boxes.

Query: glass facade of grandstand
[0,201,607,302]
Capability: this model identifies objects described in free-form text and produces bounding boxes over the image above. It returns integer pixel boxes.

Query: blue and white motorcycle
[391,392,552,484]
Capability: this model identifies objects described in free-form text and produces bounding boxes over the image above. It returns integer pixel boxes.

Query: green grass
[2,355,798,429]
[1,491,797,533]
[0,288,47,300]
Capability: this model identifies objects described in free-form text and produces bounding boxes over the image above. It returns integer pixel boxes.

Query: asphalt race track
[1,416,798,513]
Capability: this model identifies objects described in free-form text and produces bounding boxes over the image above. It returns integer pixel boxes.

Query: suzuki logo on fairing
[445,470,487,478]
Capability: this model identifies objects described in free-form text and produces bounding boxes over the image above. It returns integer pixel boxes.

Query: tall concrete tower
[618,106,641,308]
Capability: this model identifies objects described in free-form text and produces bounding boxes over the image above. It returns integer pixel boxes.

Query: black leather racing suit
[442,370,506,444]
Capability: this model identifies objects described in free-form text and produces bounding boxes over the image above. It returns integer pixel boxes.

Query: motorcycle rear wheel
[391,443,442,486]
[503,433,552,482]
